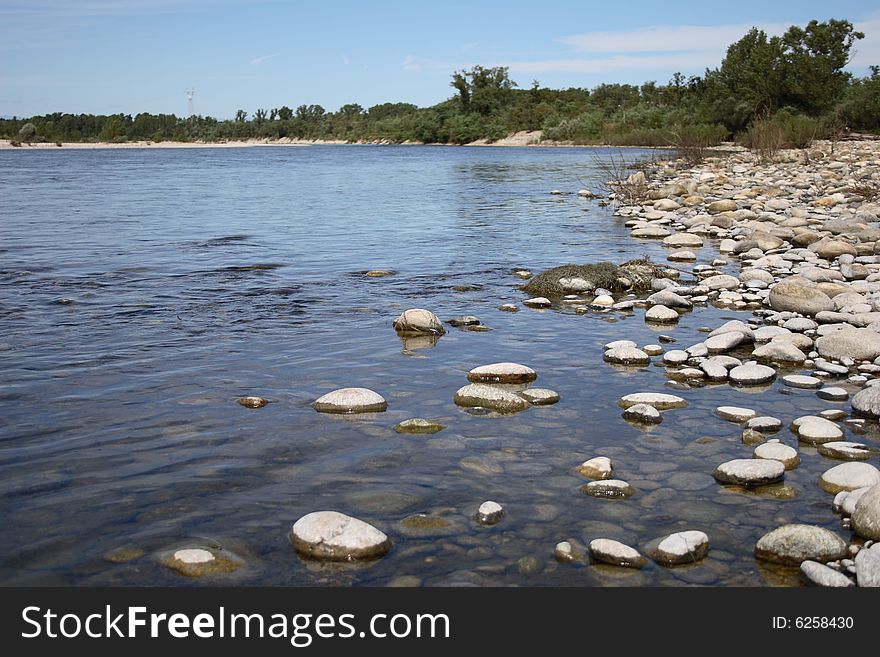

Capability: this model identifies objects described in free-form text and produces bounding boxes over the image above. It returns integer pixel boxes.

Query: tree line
[3,19,878,147]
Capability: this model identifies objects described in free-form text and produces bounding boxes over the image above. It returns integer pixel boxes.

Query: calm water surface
[0,145,868,586]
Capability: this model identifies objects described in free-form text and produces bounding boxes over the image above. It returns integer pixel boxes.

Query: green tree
[17,122,37,143]
[450,66,516,115]
[234,109,247,122]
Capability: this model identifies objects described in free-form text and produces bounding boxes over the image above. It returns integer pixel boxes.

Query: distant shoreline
[0,132,694,151]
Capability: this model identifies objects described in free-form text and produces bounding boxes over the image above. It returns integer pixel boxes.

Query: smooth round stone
[753,341,807,365]
[518,388,559,405]
[392,308,445,335]
[618,393,687,410]
[645,305,680,323]
[793,416,843,444]
[238,396,268,408]
[819,462,880,494]
[754,442,800,469]
[800,560,855,587]
[604,346,650,365]
[705,332,744,353]
[498,303,518,312]
[454,384,531,413]
[747,416,782,432]
[854,544,880,587]
[291,511,391,560]
[476,501,505,526]
[164,548,241,577]
[716,406,756,422]
[668,250,697,262]
[713,459,785,486]
[755,524,847,565]
[589,539,647,569]
[524,297,551,308]
[554,541,581,563]
[313,388,388,414]
[782,375,822,389]
[784,318,818,332]
[819,409,848,421]
[605,339,636,350]
[577,456,612,480]
[446,315,480,327]
[647,530,710,566]
[817,441,876,461]
[817,387,849,401]
[581,479,635,499]
[592,294,614,307]
[852,484,880,540]
[467,362,537,384]
[816,360,850,376]
[622,403,661,423]
[729,363,777,385]
[851,386,880,418]
[174,548,214,564]
[643,344,664,356]
[514,270,532,279]
[663,232,702,247]
[663,350,690,365]
[816,328,880,361]
[394,418,446,434]
[366,269,394,277]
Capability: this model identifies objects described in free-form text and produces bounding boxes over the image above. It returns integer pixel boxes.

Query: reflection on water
[0,145,872,587]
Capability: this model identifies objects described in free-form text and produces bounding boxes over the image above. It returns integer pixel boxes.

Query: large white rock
[793,416,843,445]
[855,543,880,587]
[648,530,710,565]
[754,441,800,469]
[705,331,744,353]
[816,328,880,361]
[819,462,880,494]
[467,362,537,383]
[755,524,847,565]
[729,362,777,385]
[577,456,613,479]
[313,388,388,414]
[392,308,445,335]
[292,511,391,560]
[646,290,692,308]
[662,233,703,248]
[754,341,807,364]
[645,305,680,323]
[852,484,880,540]
[768,277,834,316]
[716,406,756,422]
[604,346,650,365]
[800,561,854,587]
[622,403,662,424]
[852,386,880,418]
[817,441,875,461]
[703,274,740,291]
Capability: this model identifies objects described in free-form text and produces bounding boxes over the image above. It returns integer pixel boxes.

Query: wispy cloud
[250,53,279,66]
[461,41,479,52]
[402,54,458,72]
[341,53,350,65]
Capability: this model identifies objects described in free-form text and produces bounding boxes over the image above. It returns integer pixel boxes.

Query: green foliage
[17,122,37,143]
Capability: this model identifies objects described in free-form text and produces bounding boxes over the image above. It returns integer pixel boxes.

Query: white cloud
[250,53,279,66]
[851,13,880,73]
[341,53,350,65]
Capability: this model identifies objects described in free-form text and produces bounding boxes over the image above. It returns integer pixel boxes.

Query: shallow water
[0,145,872,586]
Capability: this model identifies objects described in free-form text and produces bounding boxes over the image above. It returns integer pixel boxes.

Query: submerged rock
[163,547,242,577]
[313,388,388,414]
[618,392,688,410]
[577,456,613,480]
[394,418,446,434]
[581,479,635,499]
[291,511,391,560]
[518,388,560,405]
[622,403,662,424]
[238,396,268,408]
[476,501,505,526]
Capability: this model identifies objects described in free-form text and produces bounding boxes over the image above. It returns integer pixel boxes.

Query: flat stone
[581,479,635,499]
[447,315,481,327]
[800,560,854,587]
[622,403,662,424]
[705,332,744,353]
[476,501,505,525]
[852,484,880,540]
[313,388,388,414]
[577,456,613,480]
[668,250,697,262]
[618,393,688,410]
[700,358,729,381]
[238,396,268,409]
[709,320,755,341]
[589,539,647,569]
[817,387,849,401]
[820,462,880,494]
[663,350,690,365]
[454,384,531,413]
[754,341,807,364]
[498,303,518,312]
[643,344,664,356]
[523,297,551,308]
[703,274,741,291]
[392,308,446,335]
[646,290,692,308]
[794,415,843,445]
[605,339,636,349]
[816,328,880,361]
[647,530,710,566]
[852,387,880,418]
[754,441,800,469]
[729,362,777,385]
[467,362,537,384]
[716,406,756,422]
[747,416,782,432]
[394,418,446,434]
[291,511,391,560]
[818,441,876,461]
[769,278,834,316]
[782,375,823,389]
[708,200,737,213]
[604,346,651,365]
[518,388,560,405]
[755,524,847,565]
[714,459,785,486]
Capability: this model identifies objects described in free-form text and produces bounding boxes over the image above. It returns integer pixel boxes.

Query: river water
[0,145,861,586]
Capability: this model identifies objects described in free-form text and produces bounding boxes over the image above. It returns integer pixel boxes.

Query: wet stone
[818,441,876,461]
[291,511,391,561]
[163,547,242,577]
[755,524,847,566]
[524,297,551,308]
[581,479,635,499]
[498,304,518,312]
[747,416,782,432]
[782,375,822,389]
[518,388,560,405]
[589,539,647,569]
[793,416,843,445]
[447,315,480,327]
[467,362,537,384]
[238,396,268,409]
[476,501,505,526]
[394,418,446,434]
[729,362,777,386]
[103,547,145,564]
[754,441,800,469]
[819,462,880,494]
[577,456,613,480]
[647,531,710,566]
[313,388,388,414]
[454,384,531,413]
[800,560,855,587]
[716,406,756,422]
[604,346,650,366]
[618,393,687,410]
[713,459,785,486]
[392,308,445,336]
[622,403,661,424]
[817,387,849,402]
[554,541,584,563]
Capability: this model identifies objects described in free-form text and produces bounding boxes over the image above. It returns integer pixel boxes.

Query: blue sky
[2,0,879,119]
